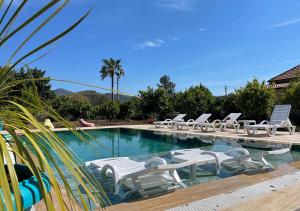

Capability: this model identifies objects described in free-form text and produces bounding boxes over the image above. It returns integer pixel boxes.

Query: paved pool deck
[121,124,300,146]
[107,161,300,211]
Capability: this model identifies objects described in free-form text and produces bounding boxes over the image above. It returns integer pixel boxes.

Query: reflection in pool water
[26,128,299,206]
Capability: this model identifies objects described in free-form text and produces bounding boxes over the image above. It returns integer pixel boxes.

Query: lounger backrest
[223,113,241,123]
[195,113,212,123]
[173,114,186,121]
[270,105,291,126]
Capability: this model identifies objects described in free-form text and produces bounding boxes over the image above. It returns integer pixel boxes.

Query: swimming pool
[34,128,300,205]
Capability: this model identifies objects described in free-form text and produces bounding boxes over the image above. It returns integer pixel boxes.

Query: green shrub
[212,94,239,119]
[235,79,274,120]
[281,81,300,125]
[99,101,120,121]
[139,87,174,120]
[175,84,215,119]
[51,96,94,120]
[283,81,300,109]
[119,101,136,120]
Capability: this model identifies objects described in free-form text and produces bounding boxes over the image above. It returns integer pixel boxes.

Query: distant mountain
[76,90,107,105]
[54,88,74,96]
[54,88,132,104]
[102,93,132,103]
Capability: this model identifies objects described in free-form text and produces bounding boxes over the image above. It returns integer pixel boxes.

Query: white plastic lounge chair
[154,114,186,128]
[245,105,296,136]
[177,113,212,130]
[219,113,241,132]
[85,157,196,198]
[170,147,289,179]
[197,113,241,133]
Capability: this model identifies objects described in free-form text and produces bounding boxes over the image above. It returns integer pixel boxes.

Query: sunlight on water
[34,128,300,206]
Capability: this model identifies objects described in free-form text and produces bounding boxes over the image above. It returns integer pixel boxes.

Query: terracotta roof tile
[267,83,290,89]
[268,65,300,82]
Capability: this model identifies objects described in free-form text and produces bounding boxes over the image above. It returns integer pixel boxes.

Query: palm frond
[0,1,108,210]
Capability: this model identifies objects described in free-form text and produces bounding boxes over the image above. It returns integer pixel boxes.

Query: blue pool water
[29,128,300,206]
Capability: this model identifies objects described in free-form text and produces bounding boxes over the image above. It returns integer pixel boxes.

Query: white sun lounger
[154,114,186,128]
[85,157,197,198]
[245,105,296,136]
[197,113,241,133]
[177,113,212,130]
[170,147,290,179]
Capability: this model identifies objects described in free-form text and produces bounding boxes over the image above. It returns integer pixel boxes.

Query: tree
[157,75,176,94]
[212,94,239,119]
[99,101,120,121]
[115,65,125,102]
[119,101,136,121]
[139,87,174,119]
[9,67,55,101]
[51,95,94,120]
[175,84,215,119]
[235,78,274,120]
[100,58,123,102]
[283,81,300,110]
[282,80,300,125]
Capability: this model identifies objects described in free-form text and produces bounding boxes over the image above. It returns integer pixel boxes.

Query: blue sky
[4,0,300,95]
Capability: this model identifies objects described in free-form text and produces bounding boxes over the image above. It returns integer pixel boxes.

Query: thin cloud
[269,18,300,28]
[197,27,206,32]
[157,0,196,11]
[171,36,179,41]
[134,39,165,50]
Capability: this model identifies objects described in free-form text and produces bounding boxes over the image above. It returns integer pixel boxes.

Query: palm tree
[115,66,125,102]
[100,58,123,102]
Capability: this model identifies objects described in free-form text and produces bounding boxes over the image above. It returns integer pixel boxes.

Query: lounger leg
[288,126,292,135]
[288,126,296,135]
[170,169,186,188]
[213,125,216,132]
[246,128,251,135]
[266,127,277,136]
[234,124,240,133]
[190,164,197,181]
[219,124,224,132]
[114,182,121,195]
[266,128,275,137]
[131,176,144,193]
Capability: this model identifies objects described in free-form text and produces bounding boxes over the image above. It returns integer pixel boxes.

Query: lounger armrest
[100,164,121,183]
[165,119,172,122]
[212,119,221,124]
[187,119,195,123]
[267,148,290,155]
[200,151,222,169]
[260,120,270,125]
[147,157,168,166]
